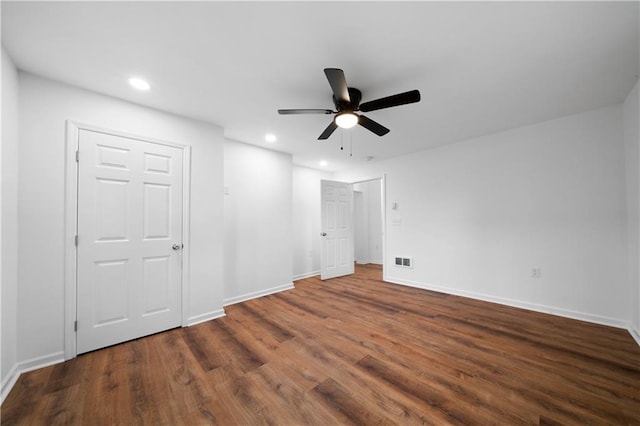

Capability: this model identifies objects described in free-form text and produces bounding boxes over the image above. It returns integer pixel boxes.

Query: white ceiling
[2,1,638,171]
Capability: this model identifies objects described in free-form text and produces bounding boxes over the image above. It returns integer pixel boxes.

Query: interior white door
[76,129,183,354]
[320,180,354,280]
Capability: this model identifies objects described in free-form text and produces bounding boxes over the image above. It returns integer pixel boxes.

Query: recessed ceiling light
[128,77,150,91]
[265,133,277,143]
[319,160,328,167]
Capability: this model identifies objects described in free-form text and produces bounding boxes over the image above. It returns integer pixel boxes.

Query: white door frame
[348,175,387,281]
[63,121,191,359]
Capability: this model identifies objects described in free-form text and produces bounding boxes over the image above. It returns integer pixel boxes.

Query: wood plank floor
[3,264,640,425]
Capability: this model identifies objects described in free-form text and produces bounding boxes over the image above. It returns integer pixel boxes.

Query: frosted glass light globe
[335,112,358,129]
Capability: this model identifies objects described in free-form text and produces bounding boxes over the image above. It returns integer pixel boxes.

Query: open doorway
[353,178,383,267]
[319,176,385,281]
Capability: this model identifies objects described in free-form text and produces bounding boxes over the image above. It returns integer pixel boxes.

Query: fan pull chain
[349,133,353,157]
[340,130,344,151]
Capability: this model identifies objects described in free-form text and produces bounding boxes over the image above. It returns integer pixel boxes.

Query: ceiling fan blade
[324,68,350,104]
[358,115,390,136]
[278,109,334,115]
[359,89,421,112]
[318,120,338,140]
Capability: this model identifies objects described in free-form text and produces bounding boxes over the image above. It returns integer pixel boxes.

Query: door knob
[172,244,181,250]
[320,232,327,237]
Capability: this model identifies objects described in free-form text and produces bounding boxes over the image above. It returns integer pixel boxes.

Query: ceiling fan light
[335,112,358,129]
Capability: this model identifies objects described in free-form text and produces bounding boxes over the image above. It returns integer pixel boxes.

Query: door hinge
[74,321,78,332]
[75,150,79,162]
[75,235,78,246]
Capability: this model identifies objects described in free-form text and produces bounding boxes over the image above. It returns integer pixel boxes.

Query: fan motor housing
[334,87,362,112]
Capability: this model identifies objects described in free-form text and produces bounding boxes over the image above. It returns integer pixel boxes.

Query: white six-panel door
[76,129,183,354]
[320,180,354,280]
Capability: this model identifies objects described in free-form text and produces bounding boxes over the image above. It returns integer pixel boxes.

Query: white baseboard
[187,308,226,327]
[1,363,19,404]
[386,276,629,330]
[16,351,65,375]
[224,282,294,307]
[293,271,320,281]
[629,325,640,347]
[1,351,65,404]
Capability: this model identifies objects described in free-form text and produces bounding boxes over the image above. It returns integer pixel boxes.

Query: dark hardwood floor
[3,264,640,425]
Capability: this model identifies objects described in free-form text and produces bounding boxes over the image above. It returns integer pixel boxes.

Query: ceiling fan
[278,68,421,140]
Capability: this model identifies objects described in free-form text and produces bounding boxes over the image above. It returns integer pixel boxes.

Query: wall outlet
[532,267,541,278]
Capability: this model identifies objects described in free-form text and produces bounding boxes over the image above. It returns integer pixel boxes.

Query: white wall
[292,166,332,279]
[354,179,383,264]
[1,47,20,399]
[624,80,640,337]
[337,105,629,327]
[354,190,369,263]
[223,140,293,304]
[368,180,383,263]
[17,73,224,364]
